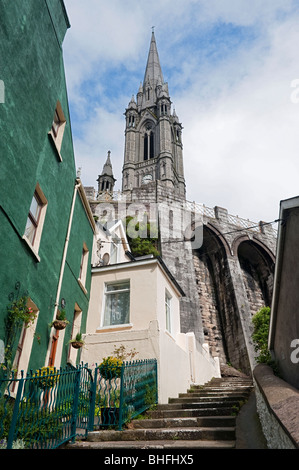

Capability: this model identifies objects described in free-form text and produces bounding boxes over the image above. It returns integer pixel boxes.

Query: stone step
[67,439,236,449]
[177,392,250,400]
[189,385,253,392]
[85,426,236,442]
[148,407,238,418]
[132,415,235,429]
[66,376,253,450]
[166,397,242,409]
[208,379,253,386]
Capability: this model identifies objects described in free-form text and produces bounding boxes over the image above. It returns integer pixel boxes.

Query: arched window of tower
[143,123,155,161]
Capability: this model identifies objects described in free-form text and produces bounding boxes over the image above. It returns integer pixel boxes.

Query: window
[52,109,61,137]
[48,101,66,161]
[144,129,154,160]
[12,298,39,385]
[110,235,120,264]
[23,183,47,259]
[103,281,130,327]
[78,243,89,292]
[165,290,172,333]
[25,191,43,245]
[128,115,135,127]
[68,305,82,365]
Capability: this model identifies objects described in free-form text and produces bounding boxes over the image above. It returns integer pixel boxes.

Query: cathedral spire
[143,30,164,88]
[122,31,186,197]
[97,150,116,199]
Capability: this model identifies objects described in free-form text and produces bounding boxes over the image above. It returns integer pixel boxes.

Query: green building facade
[0,0,95,375]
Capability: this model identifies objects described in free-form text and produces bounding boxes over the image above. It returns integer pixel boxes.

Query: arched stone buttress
[193,225,251,373]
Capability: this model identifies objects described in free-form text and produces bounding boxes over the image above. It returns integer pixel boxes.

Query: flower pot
[52,320,68,330]
[71,341,84,349]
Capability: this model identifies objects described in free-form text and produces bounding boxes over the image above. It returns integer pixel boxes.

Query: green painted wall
[0,1,94,373]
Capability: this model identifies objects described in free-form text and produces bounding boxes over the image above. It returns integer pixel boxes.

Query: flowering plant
[7,296,37,326]
[33,366,60,389]
[98,357,123,380]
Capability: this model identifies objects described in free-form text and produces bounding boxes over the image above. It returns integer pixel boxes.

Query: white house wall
[83,259,220,403]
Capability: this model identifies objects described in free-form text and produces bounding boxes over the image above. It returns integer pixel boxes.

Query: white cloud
[63,1,299,223]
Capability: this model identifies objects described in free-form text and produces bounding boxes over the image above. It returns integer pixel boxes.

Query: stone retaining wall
[254,364,299,449]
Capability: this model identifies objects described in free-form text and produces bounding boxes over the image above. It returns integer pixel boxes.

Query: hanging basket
[52,319,68,330]
[71,341,84,349]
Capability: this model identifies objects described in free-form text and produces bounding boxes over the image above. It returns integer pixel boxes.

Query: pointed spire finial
[143,28,163,88]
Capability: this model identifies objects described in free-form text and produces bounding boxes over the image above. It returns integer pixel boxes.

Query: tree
[124,216,159,258]
[252,306,271,364]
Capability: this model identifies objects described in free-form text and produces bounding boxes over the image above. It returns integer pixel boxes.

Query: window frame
[78,243,89,293]
[48,101,66,162]
[11,298,39,391]
[23,183,48,261]
[67,305,82,366]
[165,289,172,333]
[101,280,130,328]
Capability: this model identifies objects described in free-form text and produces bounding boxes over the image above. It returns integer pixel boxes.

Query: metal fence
[0,359,157,449]
[91,359,158,431]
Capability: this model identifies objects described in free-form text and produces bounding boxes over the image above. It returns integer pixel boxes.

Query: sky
[63,0,299,225]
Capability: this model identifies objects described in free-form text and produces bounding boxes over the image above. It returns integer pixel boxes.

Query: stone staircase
[67,376,253,449]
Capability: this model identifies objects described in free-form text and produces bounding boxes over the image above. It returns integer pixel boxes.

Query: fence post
[118,362,125,431]
[88,366,97,432]
[70,366,81,442]
[154,360,158,404]
[7,372,24,449]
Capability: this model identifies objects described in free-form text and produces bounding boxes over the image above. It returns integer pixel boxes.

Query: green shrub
[252,306,272,364]
[124,216,159,257]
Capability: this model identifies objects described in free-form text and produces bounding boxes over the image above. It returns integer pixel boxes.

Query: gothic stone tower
[120,31,204,346]
[88,31,277,376]
[122,31,185,197]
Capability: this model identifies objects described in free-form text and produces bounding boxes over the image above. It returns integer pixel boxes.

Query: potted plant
[50,309,69,330]
[98,356,123,380]
[69,333,84,349]
[50,309,69,331]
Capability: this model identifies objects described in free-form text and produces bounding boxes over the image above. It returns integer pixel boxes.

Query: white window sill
[77,278,88,295]
[22,235,41,262]
[48,131,63,162]
[165,329,176,342]
[96,323,133,332]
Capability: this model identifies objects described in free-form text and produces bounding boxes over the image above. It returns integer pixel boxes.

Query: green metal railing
[92,359,158,431]
[0,364,94,449]
[0,359,158,448]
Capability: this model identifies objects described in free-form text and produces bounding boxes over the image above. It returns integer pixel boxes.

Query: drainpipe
[46,179,81,364]
[54,178,81,316]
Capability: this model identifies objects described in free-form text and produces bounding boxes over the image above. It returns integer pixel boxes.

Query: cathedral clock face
[142,174,153,184]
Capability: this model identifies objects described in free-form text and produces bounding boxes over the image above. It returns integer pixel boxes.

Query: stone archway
[193,225,251,372]
[236,238,275,317]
